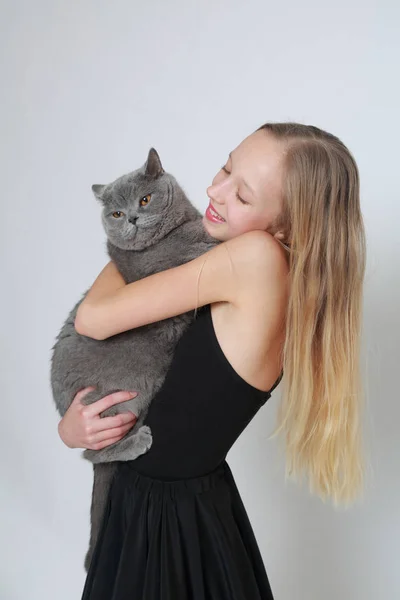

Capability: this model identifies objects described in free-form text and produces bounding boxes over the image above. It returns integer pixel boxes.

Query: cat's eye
[140,194,151,207]
[112,211,124,218]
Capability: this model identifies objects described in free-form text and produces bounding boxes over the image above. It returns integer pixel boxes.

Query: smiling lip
[206,203,226,223]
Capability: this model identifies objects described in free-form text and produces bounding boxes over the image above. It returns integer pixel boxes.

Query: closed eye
[220,166,249,205]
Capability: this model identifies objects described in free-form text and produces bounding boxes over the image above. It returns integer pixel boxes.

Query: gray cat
[50,148,219,571]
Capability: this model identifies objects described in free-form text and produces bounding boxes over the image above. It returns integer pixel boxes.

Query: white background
[1,1,399,598]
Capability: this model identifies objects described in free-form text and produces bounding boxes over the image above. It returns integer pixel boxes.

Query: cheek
[225,206,250,231]
[228,208,266,234]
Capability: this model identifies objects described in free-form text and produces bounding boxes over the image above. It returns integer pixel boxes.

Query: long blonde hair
[256,122,367,507]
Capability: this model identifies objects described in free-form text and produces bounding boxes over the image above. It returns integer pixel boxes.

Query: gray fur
[50,148,218,571]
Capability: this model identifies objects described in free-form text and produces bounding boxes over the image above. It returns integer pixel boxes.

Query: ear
[145,148,164,179]
[92,184,106,201]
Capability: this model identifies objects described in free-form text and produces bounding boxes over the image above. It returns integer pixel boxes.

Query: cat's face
[92,149,187,250]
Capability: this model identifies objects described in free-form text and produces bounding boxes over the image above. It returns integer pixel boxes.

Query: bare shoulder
[224,230,290,303]
[210,231,289,391]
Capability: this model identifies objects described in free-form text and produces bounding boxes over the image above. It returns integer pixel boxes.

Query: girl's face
[203,130,285,242]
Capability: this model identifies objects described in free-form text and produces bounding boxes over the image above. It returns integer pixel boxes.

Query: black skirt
[81,460,274,600]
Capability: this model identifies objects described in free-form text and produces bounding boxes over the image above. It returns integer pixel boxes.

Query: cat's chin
[114,241,140,251]
[109,235,156,252]
[108,230,140,251]
[109,223,169,251]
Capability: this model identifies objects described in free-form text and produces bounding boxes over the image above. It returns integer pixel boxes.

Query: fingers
[84,390,138,417]
[90,412,137,433]
[91,435,126,450]
[88,422,134,449]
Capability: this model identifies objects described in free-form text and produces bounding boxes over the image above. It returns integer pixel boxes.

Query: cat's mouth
[127,225,139,238]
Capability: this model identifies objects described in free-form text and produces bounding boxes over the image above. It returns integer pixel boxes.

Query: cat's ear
[92,184,106,201]
[145,148,164,179]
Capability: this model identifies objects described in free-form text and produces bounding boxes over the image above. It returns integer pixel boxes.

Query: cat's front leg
[83,424,153,464]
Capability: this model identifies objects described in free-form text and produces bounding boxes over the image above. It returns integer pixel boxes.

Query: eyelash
[220,166,248,205]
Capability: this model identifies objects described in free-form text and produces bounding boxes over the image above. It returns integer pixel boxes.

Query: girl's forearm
[76,261,126,316]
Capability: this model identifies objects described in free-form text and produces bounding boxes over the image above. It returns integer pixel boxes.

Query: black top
[132,303,283,480]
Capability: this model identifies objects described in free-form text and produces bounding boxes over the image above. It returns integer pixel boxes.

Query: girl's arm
[74,230,276,340]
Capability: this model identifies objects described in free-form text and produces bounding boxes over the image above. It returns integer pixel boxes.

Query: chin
[202,215,226,241]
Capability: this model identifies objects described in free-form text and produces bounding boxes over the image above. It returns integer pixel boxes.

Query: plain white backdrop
[1,1,399,598]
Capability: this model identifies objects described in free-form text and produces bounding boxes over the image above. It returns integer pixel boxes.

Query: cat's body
[50,148,218,571]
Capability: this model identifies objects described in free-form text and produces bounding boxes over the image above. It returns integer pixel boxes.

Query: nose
[206,184,225,206]
[128,216,138,225]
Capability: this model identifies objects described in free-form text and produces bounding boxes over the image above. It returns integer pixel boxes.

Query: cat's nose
[128,216,138,224]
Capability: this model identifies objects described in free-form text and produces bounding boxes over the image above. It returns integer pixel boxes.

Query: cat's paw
[82,425,153,464]
[118,425,153,461]
[138,425,152,437]
[123,425,153,460]
[107,425,153,462]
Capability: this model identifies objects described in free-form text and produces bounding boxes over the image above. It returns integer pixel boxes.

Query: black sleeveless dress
[81,303,283,600]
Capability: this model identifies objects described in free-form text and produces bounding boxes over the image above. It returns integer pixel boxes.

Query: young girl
[58,122,366,599]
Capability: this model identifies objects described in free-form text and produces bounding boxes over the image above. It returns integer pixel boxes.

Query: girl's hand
[58,386,138,450]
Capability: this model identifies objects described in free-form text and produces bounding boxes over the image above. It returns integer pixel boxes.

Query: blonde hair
[198,122,367,506]
[255,122,367,507]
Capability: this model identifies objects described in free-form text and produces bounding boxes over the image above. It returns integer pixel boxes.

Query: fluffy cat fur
[50,148,218,571]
